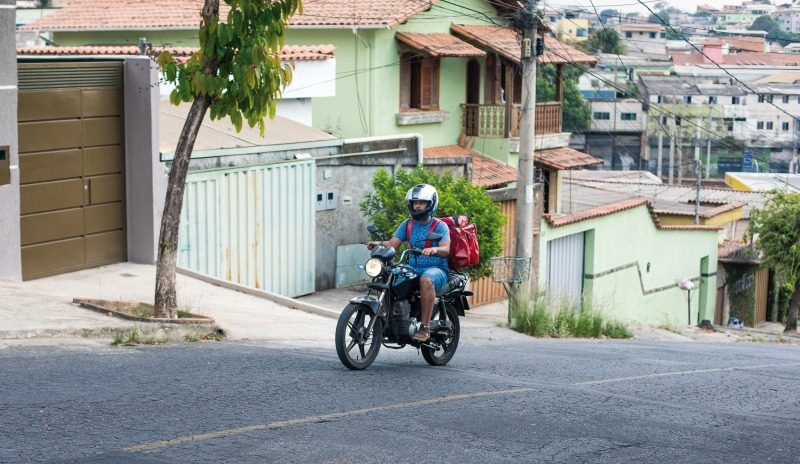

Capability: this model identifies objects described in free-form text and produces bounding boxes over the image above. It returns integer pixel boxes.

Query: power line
[638,0,800,123]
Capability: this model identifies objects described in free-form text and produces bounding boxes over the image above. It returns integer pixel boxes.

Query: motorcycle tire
[335,303,383,370]
[422,303,460,366]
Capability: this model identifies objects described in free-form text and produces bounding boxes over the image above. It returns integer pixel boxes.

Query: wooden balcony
[461,102,563,138]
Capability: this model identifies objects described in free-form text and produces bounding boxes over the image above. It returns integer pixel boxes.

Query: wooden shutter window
[399,53,412,111]
[419,58,440,110]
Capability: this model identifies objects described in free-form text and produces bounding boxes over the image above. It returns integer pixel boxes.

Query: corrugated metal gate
[178,160,316,297]
[17,62,126,280]
[546,232,584,307]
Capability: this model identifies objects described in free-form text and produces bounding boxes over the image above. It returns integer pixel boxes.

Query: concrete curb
[177,267,341,320]
[0,322,221,341]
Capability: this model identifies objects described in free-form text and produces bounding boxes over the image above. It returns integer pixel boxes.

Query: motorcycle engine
[391,301,420,338]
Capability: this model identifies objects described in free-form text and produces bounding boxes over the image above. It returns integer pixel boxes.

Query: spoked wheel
[422,303,460,366]
[335,303,383,370]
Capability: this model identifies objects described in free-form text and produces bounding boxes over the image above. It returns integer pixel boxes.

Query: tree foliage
[580,28,626,55]
[750,15,800,44]
[359,168,506,279]
[749,190,800,332]
[152,0,301,318]
[158,0,301,134]
[598,9,619,24]
[536,64,591,132]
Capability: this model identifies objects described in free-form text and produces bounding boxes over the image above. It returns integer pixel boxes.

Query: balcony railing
[461,102,563,138]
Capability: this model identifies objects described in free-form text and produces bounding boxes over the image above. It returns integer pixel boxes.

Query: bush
[360,167,505,279]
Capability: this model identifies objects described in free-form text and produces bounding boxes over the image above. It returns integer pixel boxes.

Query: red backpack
[406,215,480,270]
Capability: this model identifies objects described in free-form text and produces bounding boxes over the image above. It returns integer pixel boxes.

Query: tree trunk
[153,0,219,319]
[154,96,212,318]
[785,280,800,334]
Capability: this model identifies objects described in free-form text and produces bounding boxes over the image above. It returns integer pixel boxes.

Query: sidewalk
[0,263,510,347]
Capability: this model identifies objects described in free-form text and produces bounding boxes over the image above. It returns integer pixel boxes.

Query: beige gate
[18,62,126,279]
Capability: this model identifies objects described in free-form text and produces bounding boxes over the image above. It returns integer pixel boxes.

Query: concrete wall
[539,205,719,326]
[0,1,21,280]
[124,57,166,264]
[313,137,421,290]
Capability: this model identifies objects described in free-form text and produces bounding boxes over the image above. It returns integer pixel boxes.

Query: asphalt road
[2,337,799,464]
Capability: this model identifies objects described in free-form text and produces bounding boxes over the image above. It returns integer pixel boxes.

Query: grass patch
[185,328,226,343]
[510,293,631,339]
[112,327,142,346]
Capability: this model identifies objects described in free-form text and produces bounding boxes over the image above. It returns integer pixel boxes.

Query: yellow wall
[658,206,745,227]
[556,18,589,42]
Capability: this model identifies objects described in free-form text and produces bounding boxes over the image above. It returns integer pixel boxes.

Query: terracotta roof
[20,0,442,31]
[16,44,335,61]
[450,24,597,66]
[672,51,800,66]
[396,32,485,58]
[718,240,761,264]
[535,147,602,170]
[545,198,721,230]
[424,144,518,188]
[545,198,647,227]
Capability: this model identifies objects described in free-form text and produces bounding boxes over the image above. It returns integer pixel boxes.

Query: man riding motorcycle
[367,184,450,342]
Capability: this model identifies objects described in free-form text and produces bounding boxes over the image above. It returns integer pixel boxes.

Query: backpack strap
[405,218,440,249]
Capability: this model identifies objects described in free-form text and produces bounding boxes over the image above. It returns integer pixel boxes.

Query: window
[593,112,611,120]
[709,96,717,104]
[731,96,741,104]
[758,95,765,103]
[399,53,440,111]
[757,121,764,129]
[783,122,790,131]
[649,32,656,38]
[660,32,666,38]
[783,95,790,103]
[767,95,774,103]
[625,32,632,38]
[675,117,682,126]
[621,112,637,120]
[577,28,587,37]
[683,95,692,104]
[767,121,773,129]
[657,95,664,103]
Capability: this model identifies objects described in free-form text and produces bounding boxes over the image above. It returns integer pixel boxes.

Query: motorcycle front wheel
[335,303,383,370]
[422,303,460,366]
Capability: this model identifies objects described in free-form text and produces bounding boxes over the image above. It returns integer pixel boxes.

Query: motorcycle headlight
[364,258,383,277]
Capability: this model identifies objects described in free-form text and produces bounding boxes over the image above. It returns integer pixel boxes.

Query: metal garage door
[178,160,316,297]
[546,232,584,307]
[17,62,126,280]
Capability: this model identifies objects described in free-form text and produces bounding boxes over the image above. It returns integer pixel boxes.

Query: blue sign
[742,149,753,171]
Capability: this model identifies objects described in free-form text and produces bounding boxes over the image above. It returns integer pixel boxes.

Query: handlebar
[398,247,424,263]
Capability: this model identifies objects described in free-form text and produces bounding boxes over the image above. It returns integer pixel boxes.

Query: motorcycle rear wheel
[336,303,383,370]
[422,304,460,366]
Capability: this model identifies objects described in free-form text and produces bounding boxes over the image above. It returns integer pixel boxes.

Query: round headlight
[364,258,383,277]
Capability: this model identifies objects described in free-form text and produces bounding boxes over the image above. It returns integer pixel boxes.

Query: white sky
[546,0,741,15]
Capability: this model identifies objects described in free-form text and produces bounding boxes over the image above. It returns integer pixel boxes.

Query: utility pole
[695,159,702,225]
[514,0,537,293]
[657,116,663,179]
[668,116,675,184]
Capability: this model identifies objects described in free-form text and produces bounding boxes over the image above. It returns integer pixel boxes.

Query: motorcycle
[335,225,472,370]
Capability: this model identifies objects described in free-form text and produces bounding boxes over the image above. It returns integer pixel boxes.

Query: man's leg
[413,269,447,342]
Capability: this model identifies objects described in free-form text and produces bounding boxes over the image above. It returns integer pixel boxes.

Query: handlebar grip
[408,247,424,254]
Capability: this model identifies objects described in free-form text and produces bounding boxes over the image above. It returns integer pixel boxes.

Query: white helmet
[405,184,439,221]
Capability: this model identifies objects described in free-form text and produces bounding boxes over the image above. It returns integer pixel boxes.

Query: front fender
[349,296,381,316]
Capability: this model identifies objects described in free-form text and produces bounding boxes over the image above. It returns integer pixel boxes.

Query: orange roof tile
[20,0,443,31]
[424,145,518,188]
[450,24,597,66]
[16,44,335,61]
[535,147,602,170]
[395,32,485,58]
[672,51,800,66]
